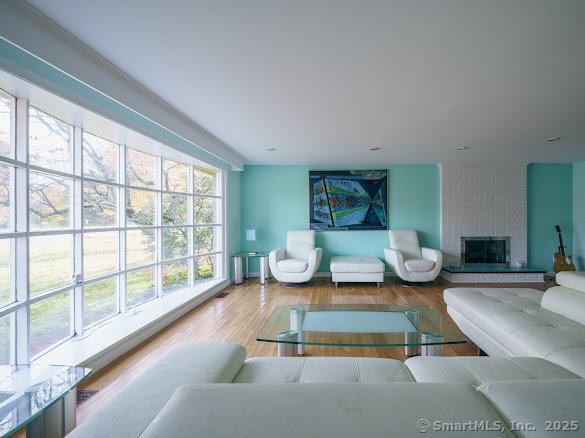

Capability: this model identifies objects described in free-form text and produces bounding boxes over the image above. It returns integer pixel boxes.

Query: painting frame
[309,170,388,231]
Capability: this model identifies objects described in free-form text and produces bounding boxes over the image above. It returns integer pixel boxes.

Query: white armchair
[384,230,442,283]
[269,230,323,284]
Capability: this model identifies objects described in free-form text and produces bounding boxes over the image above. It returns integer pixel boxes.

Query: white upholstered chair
[269,230,323,284]
[384,230,442,283]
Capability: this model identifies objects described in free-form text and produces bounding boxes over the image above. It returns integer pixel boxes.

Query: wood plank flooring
[75,277,547,423]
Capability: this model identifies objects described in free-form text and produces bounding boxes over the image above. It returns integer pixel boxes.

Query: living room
[0,1,584,437]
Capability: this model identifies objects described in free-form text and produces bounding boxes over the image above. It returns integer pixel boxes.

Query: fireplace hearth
[461,236,510,265]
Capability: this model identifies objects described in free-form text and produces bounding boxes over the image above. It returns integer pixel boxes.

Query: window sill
[35,278,230,372]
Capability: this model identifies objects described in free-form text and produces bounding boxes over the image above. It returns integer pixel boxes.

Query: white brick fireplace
[440,165,542,282]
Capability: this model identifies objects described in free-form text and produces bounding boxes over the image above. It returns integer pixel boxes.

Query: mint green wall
[241,165,440,272]
[527,163,573,270]
[574,161,585,270]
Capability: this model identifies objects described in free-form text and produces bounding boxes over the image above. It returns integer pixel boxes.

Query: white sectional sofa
[68,342,584,438]
[444,271,585,377]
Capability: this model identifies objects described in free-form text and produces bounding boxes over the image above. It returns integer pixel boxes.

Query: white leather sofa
[269,230,323,283]
[67,343,247,438]
[69,342,583,438]
[384,229,442,283]
[444,271,585,378]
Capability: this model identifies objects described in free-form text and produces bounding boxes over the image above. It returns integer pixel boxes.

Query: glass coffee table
[257,304,467,357]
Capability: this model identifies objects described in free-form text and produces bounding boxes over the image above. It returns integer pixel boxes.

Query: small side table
[232,252,270,285]
[0,364,92,438]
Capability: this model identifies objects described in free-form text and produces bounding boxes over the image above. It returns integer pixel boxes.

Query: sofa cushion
[444,287,543,342]
[405,259,435,272]
[67,343,246,438]
[141,383,514,438]
[234,357,414,383]
[444,288,544,356]
[277,259,308,273]
[542,286,585,326]
[556,271,585,293]
[479,379,585,438]
[444,287,585,377]
[330,256,384,273]
[546,347,585,380]
[405,356,579,386]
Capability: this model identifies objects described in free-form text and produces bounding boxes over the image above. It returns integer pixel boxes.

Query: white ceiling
[24,0,585,165]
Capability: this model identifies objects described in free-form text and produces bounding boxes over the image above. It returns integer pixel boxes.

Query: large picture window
[0,86,225,364]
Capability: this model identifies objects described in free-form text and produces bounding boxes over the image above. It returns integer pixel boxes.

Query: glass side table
[231,252,270,285]
[0,364,92,438]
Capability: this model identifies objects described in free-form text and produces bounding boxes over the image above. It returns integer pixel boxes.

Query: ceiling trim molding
[0,0,246,170]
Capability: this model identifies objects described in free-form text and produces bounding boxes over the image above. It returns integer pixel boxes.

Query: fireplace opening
[461,237,509,264]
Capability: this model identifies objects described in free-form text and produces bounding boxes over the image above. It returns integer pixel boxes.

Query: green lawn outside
[0,231,217,363]
[0,240,10,307]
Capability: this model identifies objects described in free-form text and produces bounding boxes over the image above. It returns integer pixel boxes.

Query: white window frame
[0,87,226,364]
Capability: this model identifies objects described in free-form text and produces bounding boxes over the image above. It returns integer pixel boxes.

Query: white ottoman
[330,256,385,287]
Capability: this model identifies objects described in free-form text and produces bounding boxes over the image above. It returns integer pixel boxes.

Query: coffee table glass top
[0,364,91,436]
[231,252,269,257]
[257,304,467,347]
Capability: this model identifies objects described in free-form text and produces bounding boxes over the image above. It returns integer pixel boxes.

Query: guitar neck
[557,231,566,257]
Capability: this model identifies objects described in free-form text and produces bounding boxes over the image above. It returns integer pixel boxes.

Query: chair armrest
[384,247,404,266]
[421,247,442,266]
[384,247,408,278]
[307,247,323,273]
[269,248,286,278]
[268,248,286,281]
[269,248,285,265]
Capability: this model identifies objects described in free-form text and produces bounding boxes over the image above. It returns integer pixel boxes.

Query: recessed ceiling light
[456,146,470,151]
[264,147,276,152]
[369,146,381,151]
[546,137,563,142]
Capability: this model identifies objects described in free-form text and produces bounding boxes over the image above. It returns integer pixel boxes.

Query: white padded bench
[330,256,384,287]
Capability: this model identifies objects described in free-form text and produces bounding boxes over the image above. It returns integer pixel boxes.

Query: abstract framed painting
[309,170,388,231]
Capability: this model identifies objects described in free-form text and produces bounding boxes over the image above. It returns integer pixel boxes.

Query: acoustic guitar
[553,225,576,273]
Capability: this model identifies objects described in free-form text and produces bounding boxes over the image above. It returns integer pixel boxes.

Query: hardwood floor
[75,277,547,423]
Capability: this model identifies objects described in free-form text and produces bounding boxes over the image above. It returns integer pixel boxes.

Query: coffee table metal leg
[277,331,298,357]
[244,256,249,279]
[27,389,76,438]
[233,256,243,284]
[421,332,444,356]
[290,308,306,356]
[404,310,420,357]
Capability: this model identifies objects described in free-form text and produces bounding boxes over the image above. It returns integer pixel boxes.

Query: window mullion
[14,97,29,365]
[220,170,226,279]
[155,156,162,298]
[188,164,194,287]
[73,126,83,335]
[119,144,127,315]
